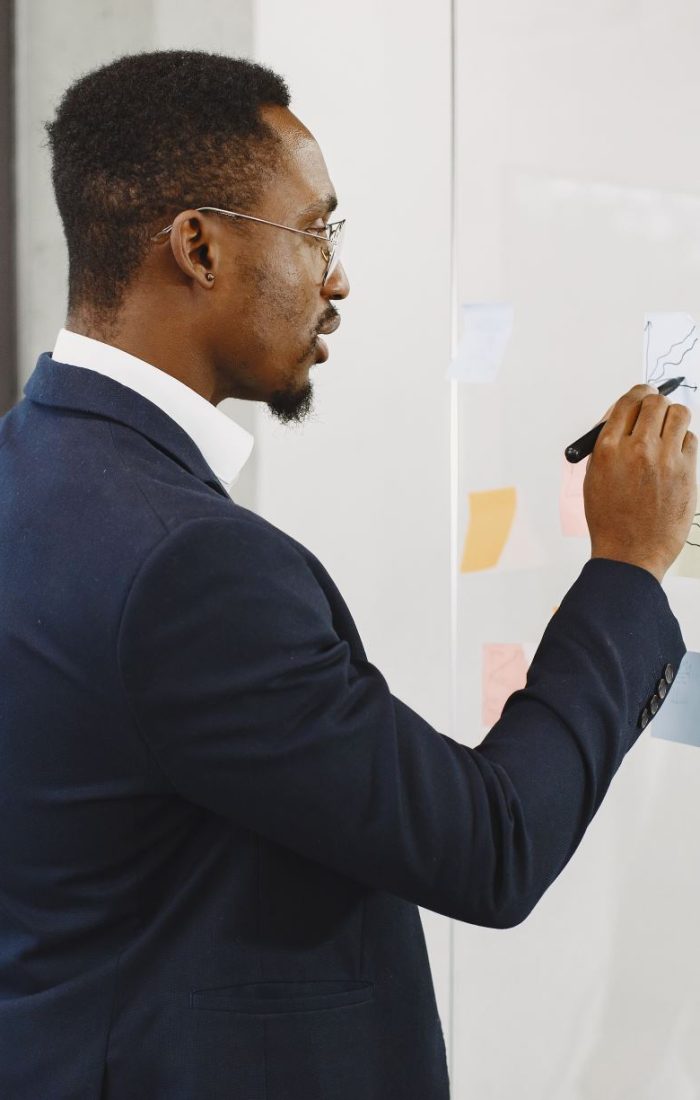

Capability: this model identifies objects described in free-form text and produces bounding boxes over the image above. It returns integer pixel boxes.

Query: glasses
[151,206,346,287]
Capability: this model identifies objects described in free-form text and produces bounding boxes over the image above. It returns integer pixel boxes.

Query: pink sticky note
[560,454,589,537]
[482,644,529,728]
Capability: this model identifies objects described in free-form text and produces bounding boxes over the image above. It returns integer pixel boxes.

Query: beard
[264,328,320,424]
[266,375,315,424]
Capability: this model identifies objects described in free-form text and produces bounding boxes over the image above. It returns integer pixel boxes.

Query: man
[0,49,695,1100]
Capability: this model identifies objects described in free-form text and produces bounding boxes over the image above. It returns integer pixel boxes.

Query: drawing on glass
[644,316,700,575]
[643,312,700,401]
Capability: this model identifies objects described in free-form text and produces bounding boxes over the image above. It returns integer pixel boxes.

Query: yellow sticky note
[560,454,589,537]
[482,644,529,727]
[460,487,517,572]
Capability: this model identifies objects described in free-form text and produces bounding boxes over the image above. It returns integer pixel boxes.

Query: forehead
[258,104,334,216]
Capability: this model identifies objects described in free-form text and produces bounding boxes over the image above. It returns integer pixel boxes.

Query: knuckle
[594,431,615,456]
[630,435,654,460]
[641,393,668,409]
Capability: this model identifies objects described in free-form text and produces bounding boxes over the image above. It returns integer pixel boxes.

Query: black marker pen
[564,376,686,463]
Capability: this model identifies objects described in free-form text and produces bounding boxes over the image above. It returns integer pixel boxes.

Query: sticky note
[650,652,700,747]
[482,643,536,727]
[461,487,517,572]
[560,454,589,537]
[447,303,514,383]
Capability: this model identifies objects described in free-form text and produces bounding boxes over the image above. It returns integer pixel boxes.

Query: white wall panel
[253,0,455,1065]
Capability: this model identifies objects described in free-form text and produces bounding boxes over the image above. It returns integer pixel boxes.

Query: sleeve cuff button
[664,664,674,685]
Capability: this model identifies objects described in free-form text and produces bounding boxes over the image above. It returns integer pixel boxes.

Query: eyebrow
[297,193,338,222]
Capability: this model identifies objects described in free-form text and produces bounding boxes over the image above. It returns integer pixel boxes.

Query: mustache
[314,308,339,336]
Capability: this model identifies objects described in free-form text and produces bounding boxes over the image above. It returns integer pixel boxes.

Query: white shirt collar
[51,328,254,494]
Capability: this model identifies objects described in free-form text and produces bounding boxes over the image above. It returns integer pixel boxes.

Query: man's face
[204,105,350,423]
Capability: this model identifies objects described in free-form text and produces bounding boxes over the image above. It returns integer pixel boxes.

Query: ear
[168,209,218,289]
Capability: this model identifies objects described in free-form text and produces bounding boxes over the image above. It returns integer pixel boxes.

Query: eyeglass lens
[323,223,345,285]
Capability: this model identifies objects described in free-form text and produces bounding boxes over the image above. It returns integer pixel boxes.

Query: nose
[323,261,350,300]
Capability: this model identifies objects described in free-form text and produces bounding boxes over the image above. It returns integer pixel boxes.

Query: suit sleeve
[117,516,686,929]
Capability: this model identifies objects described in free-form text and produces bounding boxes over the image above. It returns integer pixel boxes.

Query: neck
[65,300,217,404]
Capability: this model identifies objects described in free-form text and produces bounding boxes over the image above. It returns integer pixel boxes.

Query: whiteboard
[451,3,700,1097]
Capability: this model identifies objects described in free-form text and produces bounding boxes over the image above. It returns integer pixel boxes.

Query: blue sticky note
[446,303,514,383]
[650,651,700,747]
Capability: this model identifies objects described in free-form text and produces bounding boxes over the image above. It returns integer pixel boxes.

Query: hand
[584,383,697,582]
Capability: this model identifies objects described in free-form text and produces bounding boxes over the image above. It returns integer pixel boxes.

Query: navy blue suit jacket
[0,354,685,1098]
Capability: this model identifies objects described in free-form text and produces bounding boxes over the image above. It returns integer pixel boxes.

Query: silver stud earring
[206,273,215,282]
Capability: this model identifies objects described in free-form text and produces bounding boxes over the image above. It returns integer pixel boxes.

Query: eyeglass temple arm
[151,207,343,243]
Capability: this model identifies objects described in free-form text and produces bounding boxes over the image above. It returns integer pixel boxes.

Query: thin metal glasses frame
[151,205,345,286]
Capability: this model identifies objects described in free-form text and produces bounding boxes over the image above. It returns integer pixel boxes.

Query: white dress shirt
[51,328,254,498]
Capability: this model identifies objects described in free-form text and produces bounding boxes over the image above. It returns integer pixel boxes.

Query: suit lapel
[25,354,229,499]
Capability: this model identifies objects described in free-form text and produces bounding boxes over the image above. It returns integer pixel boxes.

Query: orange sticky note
[460,487,517,572]
[482,644,529,727]
[560,454,588,537]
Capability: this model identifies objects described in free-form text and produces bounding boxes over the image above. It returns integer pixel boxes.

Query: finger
[660,403,692,451]
[682,429,698,457]
[630,393,670,439]
[596,385,658,444]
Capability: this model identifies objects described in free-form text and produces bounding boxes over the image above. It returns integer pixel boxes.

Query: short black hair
[43,50,291,323]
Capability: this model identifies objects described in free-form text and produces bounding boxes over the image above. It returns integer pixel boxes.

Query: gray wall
[1,0,17,415]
